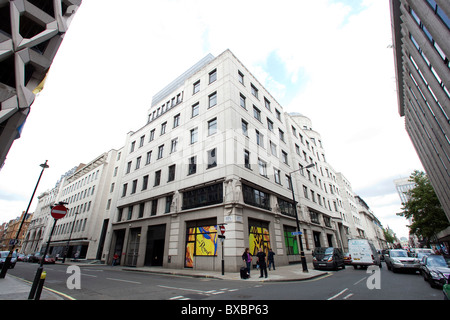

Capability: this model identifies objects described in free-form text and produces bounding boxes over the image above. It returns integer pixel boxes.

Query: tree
[397,170,449,244]
[383,228,396,245]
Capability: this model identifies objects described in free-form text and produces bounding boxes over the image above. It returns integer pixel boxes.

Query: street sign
[291,231,302,236]
[219,225,225,235]
[51,205,67,220]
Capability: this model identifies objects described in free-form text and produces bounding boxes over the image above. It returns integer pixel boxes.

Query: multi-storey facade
[390,0,450,225]
[355,196,387,250]
[21,50,387,270]
[102,50,379,271]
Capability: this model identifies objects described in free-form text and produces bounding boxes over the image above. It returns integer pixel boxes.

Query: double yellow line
[10,274,76,300]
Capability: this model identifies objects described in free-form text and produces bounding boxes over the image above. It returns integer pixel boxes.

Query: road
[9,262,444,301]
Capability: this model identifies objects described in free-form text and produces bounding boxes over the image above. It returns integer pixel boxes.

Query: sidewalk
[0,262,327,300]
[122,262,328,282]
[0,274,63,300]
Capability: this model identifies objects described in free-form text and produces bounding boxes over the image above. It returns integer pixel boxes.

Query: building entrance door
[144,224,166,266]
[126,228,141,266]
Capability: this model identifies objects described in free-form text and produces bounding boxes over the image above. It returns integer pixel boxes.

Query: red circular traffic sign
[51,205,67,220]
[219,225,225,235]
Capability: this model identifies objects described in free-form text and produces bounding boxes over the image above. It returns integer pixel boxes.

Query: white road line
[353,277,367,285]
[106,277,141,284]
[169,296,185,300]
[158,285,206,293]
[81,273,97,278]
[343,293,354,300]
[327,288,349,300]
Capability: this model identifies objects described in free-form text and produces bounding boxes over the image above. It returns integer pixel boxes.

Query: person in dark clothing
[256,248,267,278]
[268,248,276,271]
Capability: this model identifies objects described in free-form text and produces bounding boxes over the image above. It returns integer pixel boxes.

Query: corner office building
[390,0,450,228]
[104,50,361,271]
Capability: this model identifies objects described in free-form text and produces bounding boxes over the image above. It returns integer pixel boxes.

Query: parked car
[344,252,352,265]
[28,252,42,263]
[312,247,345,270]
[0,251,17,269]
[348,239,381,269]
[385,249,420,273]
[17,253,26,262]
[420,254,450,288]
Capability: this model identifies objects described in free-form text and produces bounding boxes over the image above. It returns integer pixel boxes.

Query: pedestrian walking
[268,248,276,271]
[112,252,119,266]
[242,248,252,276]
[256,248,267,278]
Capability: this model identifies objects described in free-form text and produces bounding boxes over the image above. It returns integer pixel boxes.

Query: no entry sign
[51,205,67,220]
[219,225,225,235]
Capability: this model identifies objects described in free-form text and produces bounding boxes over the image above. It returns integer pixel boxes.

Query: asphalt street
[7,261,444,301]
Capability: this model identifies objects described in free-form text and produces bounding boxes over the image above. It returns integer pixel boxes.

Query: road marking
[81,273,97,278]
[353,277,367,285]
[343,293,354,300]
[106,277,141,284]
[327,288,348,300]
[159,285,206,293]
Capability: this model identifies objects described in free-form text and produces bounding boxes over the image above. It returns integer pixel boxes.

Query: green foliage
[397,170,449,241]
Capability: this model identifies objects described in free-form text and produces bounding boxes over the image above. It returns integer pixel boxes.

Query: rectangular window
[190,127,198,144]
[151,199,158,216]
[138,203,145,218]
[278,198,295,217]
[168,164,176,182]
[131,179,137,194]
[238,71,244,84]
[185,221,218,268]
[126,161,132,174]
[142,175,149,190]
[267,118,274,131]
[165,195,173,213]
[122,183,128,197]
[241,119,248,136]
[208,118,217,135]
[251,83,258,98]
[274,168,281,184]
[270,141,277,157]
[188,156,197,175]
[157,145,164,159]
[171,138,178,153]
[264,97,271,110]
[240,93,246,109]
[154,170,161,186]
[135,156,141,170]
[209,69,217,84]
[146,151,152,165]
[139,135,145,147]
[193,80,200,94]
[244,149,251,169]
[161,122,167,135]
[208,91,217,108]
[173,114,180,128]
[192,102,199,117]
[253,106,261,121]
[149,129,155,141]
[256,130,264,147]
[127,206,133,220]
[243,184,270,210]
[207,148,217,169]
[182,183,223,210]
[258,158,267,177]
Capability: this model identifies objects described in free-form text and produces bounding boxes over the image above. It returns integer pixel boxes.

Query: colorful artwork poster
[195,226,218,256]
[185,225,218,268]
[249,226,271,256]
[284,231,299,255]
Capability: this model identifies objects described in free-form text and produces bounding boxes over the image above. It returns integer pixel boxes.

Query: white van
[348,239,382,269]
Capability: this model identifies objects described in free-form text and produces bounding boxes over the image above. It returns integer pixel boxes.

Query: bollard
[34,271,47,300]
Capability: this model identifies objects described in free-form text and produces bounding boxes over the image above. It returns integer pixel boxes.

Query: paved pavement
[0,261,327,300]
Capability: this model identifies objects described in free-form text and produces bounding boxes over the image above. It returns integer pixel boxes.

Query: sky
[0,0,424,240]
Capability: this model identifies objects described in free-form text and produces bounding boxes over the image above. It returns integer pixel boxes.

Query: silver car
[0,251,18,269]
[385,249,420,273]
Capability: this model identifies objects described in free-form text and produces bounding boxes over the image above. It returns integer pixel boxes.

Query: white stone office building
[24,150,123,260]
[104,50,354,271]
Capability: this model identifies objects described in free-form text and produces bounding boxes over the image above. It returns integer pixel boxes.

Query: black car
[420,254,450,288]
[313,247,345,270]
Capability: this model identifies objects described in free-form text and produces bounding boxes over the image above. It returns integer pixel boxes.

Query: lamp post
[0,160,49,279]
[289,163,315,273]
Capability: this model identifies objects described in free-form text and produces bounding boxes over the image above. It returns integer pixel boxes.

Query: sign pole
[218,224,226,276]
[28,203,67,300]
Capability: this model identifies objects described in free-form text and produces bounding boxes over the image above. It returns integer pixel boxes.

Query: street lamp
[289,163,315,273]
[0,160,49,279]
